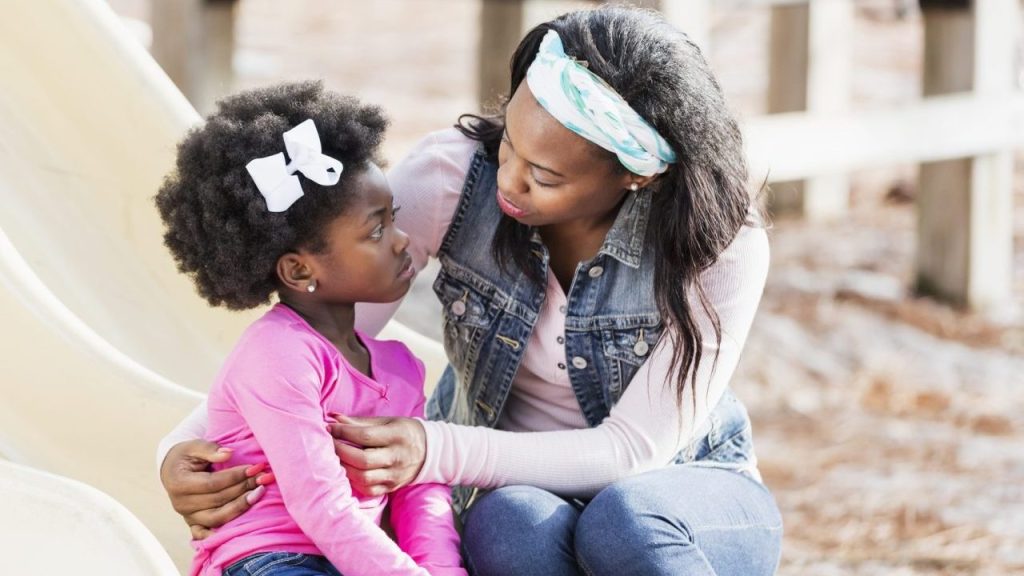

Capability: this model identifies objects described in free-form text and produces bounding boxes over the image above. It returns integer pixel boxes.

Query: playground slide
[0,459,179,575]
[0,0,446,571]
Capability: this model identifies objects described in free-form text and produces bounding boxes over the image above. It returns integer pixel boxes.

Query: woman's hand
[328,415,427,497]
[159,439,273,540]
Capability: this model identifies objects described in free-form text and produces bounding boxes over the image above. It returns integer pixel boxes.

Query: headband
[245,119,343,212]
[525,30,677,177]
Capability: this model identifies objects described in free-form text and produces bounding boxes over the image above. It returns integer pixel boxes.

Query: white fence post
[916,0,1017,310]
[767,0,853,220]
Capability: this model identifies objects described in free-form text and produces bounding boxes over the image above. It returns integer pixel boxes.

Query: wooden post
[478,0,525,110]
[151,0,236,115]
[916,0,1017,310]
[767,0,853,220]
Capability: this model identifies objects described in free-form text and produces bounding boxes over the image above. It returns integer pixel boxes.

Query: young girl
[155,82,466,576]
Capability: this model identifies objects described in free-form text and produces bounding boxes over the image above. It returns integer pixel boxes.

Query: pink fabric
[191,304,464,576]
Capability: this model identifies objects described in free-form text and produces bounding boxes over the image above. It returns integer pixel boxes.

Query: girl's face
[496,84,639,228]
[305,163,414,304]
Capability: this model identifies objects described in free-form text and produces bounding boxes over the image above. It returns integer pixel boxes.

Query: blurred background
[2,0,1022,574]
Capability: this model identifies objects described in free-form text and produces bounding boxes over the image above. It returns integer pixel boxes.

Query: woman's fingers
[175,465,260,512]
[328,415,400,448]
[345,467,399,497]
[184,484,265,532]
[334,441,394,470]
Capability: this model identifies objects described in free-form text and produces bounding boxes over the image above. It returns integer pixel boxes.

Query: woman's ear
[276,252,316,293]
[630,174,659,191]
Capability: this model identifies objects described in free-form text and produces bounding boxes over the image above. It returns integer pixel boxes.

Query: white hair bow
[245,119,343,212]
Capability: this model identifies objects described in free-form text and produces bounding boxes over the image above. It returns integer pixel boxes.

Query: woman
[159,6,783,575]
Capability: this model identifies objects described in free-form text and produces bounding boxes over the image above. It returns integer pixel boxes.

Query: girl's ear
[276,252,316,293]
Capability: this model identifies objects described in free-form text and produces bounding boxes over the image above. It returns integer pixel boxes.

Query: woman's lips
[496,190,529,218]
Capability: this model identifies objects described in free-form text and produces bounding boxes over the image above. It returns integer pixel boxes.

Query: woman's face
[496,84,637,229]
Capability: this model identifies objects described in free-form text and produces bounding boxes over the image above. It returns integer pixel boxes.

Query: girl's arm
[336,225,769,499]
[388,389,466,576]
[229,333,430,576]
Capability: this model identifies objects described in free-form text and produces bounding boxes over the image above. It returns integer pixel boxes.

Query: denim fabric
[223,552,342,576]
[425,148,758,512]
[462,467,783,576]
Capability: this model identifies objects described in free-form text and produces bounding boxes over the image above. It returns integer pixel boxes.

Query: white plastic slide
[0,459,179,575]
[0,0,446,571]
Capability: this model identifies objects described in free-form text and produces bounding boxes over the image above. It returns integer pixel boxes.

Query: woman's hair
[458,5,758,406]
[156,81,388,310]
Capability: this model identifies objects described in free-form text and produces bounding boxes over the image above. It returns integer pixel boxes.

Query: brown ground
[112,1,1024,573]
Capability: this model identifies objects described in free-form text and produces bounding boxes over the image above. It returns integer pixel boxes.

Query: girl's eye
[392,204,402,220]
[370,225,384,241]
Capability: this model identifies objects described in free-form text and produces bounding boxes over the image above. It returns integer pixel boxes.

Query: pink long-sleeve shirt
[191,303,464,576]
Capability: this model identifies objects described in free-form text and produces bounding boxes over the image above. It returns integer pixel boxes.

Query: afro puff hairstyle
[156,81,388,310]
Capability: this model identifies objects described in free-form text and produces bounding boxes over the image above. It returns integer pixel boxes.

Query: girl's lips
[397,258,415,280]
[496,190,529,218]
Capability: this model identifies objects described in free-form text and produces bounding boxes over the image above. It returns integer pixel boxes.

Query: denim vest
[425,149,756,512]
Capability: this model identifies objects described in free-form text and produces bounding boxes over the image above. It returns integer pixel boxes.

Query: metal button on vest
[588,266,604,278]
[571,356,588,369]
[633,340,650,357]
[556,335,565,345]
[451,300,467,316]
[558,305,567,314]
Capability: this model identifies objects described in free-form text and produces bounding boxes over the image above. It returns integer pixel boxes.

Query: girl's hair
[457,5,759,406]
[156,81,388,310]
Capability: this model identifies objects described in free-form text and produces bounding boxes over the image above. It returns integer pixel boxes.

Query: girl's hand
[159,439,273,539]
[328,415,427,497]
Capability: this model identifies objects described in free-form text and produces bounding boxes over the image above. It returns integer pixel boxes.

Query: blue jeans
[462,466,783,576]
[223,552,342,576]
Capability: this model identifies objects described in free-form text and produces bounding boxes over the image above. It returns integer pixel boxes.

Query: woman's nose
[496,157,527,197]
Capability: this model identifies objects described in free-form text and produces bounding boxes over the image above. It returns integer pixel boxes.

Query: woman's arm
[355,128,476,335]
[334,226,769,498]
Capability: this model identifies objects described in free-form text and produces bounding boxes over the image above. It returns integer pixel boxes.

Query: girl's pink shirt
[191,304,465,576]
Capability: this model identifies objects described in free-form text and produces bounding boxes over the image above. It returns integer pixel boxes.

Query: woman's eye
[370,225,384,240]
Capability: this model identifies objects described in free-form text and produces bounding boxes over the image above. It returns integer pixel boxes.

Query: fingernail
[216,447,233,454]
[245,463,267,477]
[245,485,266,505]
[256,472,276,486]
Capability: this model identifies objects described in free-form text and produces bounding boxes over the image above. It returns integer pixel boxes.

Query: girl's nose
[393,225,410,254]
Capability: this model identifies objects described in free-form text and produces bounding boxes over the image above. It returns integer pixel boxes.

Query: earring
[306,280,316,293]
[629,182,640,192]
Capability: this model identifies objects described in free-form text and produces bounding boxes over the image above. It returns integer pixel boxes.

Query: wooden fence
[151,0,1020,311]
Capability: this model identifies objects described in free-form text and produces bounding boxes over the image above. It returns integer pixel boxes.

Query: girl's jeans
[462,466,783,576]
[223,552,341,576]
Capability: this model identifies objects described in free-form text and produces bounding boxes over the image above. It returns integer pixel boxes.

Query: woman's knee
[463,485,581,576]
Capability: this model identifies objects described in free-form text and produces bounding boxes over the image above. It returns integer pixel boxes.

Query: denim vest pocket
[598,320,663,405]
[434,268,502,377]
[674,389,754,466]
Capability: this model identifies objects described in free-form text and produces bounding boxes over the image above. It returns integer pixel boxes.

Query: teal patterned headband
[525,30,677,177]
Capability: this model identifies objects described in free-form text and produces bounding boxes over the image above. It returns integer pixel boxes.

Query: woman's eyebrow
[504,129,566,178]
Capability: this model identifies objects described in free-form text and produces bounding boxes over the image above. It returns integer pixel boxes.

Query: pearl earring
[306,280,316,293]
[629,182,640,192]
